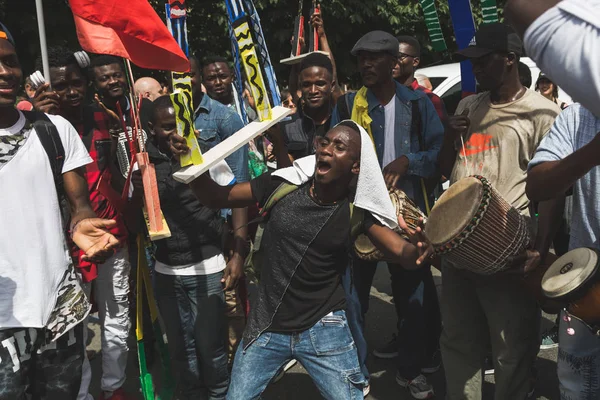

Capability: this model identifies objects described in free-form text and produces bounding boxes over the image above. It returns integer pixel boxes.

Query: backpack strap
[349,203,364,241]
[260,182,300,217]
[410,99,436,215]
[244,181,300,282]
[22,111,66,197]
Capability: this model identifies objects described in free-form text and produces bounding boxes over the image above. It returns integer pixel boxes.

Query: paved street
[89,265,560,399]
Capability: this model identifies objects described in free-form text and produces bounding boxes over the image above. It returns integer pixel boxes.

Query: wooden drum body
[353,188,425,262]
[542,248,600,324]
[425,176,530,275]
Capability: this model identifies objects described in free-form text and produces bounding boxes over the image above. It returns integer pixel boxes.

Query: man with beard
[86,54,140,400]
[331,31,444,399]
[168,119,434,399]
[0,24,119,399]
[437,23,562,399]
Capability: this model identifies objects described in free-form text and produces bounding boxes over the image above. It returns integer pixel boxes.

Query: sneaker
[421,350,442,374]
[373,334,399,359]
[484,357,495,375]
[526,384,535,399]
[363,382,371,398]
[283,359,297,371]
[271,359,298,383]
[99,388,136,400]
[540,326,559,350]
[396,373,435,399]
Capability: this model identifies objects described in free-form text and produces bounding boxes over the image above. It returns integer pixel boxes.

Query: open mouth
[316,160,332,175]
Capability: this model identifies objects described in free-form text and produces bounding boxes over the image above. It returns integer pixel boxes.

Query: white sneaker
[271,359,297,383]
[284,359,297,371]
[363,382,371,398]
[396,373,435,399]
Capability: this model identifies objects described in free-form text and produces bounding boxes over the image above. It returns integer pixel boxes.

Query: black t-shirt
[282,111,332,160]
[250,172,375,333]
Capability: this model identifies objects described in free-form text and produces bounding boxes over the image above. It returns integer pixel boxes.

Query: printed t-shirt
[250,172,376,333]
[450,89,560,216]
[0,111,92,329]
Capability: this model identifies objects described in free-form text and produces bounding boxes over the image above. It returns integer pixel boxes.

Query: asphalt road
[88,265,560,399]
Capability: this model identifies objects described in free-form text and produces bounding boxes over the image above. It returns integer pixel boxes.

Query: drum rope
[460,134,473,176]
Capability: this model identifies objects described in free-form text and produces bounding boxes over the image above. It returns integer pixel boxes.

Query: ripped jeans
[79,247,131,396]
[228,310,364,400]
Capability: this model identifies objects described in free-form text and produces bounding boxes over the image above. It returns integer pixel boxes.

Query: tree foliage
[2,0,506,87]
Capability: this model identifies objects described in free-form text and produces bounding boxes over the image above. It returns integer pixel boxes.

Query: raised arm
[310,11,342,102]
[168,133,257,209]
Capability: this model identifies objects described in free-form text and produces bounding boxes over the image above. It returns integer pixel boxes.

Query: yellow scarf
[350,86,376,150]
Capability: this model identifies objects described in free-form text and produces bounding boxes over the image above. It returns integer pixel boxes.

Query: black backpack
[22,111,70,227]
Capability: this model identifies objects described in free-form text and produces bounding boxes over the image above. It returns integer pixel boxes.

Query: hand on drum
[503,249,542,276]
[383,155,410,189]
[399,215,434,265]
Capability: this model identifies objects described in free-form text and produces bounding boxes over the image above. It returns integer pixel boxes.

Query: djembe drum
[542,248,600,324]
[354,188,426,262]
[425,175,531,275]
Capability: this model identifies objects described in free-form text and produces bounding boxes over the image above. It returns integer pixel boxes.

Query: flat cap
[351,31,399,57]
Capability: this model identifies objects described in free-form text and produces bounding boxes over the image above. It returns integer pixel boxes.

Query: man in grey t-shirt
[528,103,600,399]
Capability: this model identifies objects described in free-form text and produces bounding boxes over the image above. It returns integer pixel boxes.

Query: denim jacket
[194,93,249,182]
[331,81,444,210]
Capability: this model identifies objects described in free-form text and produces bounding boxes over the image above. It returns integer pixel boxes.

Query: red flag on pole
[68,0,189,71]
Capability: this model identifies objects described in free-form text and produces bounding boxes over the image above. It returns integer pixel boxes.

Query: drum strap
[411,100,438,216]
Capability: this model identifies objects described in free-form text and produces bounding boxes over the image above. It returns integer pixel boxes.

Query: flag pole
[35,0,51,85]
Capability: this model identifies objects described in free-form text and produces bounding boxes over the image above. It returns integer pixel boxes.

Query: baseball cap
[351,31,399,57]
[0,22,15,47]
[455,23,522,61]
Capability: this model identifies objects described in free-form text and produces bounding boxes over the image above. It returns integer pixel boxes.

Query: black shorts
[0,323,84,400]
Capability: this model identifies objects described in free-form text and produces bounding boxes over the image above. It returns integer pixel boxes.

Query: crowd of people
[1,0,600,399]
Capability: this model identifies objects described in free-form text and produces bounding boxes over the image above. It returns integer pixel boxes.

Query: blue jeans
[154,271,229,400]
[228,310,365,400]
[341,266,370,382]
[558,310,600,399]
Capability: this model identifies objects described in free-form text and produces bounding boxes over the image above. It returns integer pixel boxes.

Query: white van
[417,57,572,115]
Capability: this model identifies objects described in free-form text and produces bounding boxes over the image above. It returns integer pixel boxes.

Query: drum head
[354,234,375,254]
[425,176,483,246]
[541,248,600,299]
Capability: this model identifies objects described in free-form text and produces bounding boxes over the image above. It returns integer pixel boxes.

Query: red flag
[69,0,189,71]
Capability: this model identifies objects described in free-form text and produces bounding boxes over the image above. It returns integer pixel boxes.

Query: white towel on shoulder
[273,120,398,229]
